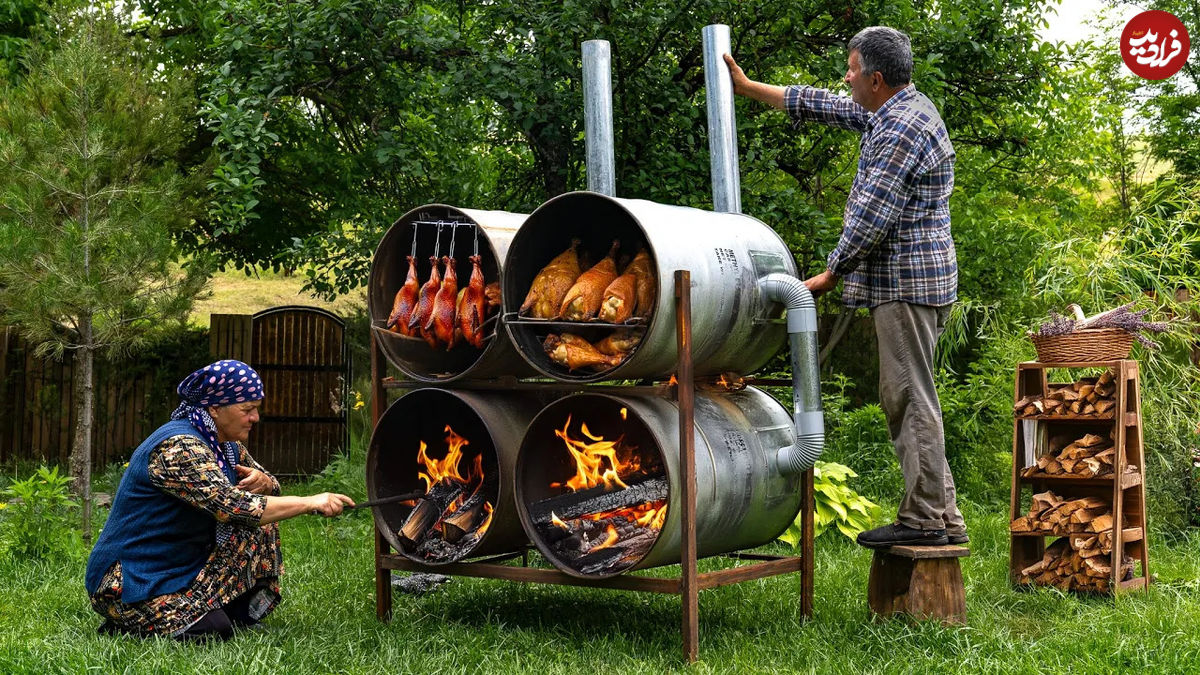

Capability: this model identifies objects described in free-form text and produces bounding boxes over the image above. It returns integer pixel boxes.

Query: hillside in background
[190,268,364,328]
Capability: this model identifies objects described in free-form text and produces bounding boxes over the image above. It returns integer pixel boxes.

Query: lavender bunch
[1085,303,1171,348]
[1035,311,1077,337]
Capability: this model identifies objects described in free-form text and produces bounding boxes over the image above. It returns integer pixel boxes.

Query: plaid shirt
[785,84,957,308]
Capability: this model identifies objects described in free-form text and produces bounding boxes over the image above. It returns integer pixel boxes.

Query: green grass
[4,462,1200,674]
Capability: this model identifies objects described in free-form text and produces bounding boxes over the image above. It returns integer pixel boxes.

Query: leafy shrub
[0,466,80,561]
[817,374,904,502]
[779,461,882,544]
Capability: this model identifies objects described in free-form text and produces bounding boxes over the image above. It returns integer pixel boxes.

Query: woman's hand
[307,493,355,517]
[236,465,276,495]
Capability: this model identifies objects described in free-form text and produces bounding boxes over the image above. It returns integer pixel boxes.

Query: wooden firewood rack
[1008,359,1150,593]
[369,271,815,663]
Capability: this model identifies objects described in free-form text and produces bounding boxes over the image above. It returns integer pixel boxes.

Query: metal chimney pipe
[702,24,740,214]
[583,39,616,196]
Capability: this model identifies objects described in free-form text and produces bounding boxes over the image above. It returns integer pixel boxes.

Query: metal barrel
[515,387,802,578]
[367,388,544,563]
[501,191,797,382]
[368,204,534,382]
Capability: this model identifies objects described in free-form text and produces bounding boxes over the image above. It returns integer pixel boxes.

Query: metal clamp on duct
[759,273,825,474]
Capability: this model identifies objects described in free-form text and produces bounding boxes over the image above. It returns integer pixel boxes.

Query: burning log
[443,494,485,543]
[400,499,442,545]
[529,476,668,525]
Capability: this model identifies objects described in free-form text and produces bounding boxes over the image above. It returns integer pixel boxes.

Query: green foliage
[0,466,79,561]
[779,460,882,545]
[815,374,903,501]
[0,9,212,360]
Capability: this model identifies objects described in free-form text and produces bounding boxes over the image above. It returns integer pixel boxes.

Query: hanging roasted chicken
[428,255,459,349]
[543,333,624,371]
[387,255,420,336]
[409,255,441,349]
[519,239,582,319]
[597,271,637,324]
[625,248,655,317]
[559,240,619,321]
[457,255,488,349]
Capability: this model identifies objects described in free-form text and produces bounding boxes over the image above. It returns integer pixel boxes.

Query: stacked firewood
[1020,431,1136,479]
[1010,491,1119,534]
[1013,368,1118,417]
[1017,537,1134,593]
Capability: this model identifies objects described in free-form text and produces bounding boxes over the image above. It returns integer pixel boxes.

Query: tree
[0,11,211,541]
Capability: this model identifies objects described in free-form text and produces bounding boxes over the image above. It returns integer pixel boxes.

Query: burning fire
[551,415,644,491]
[416,425,479,491]
[591,524,620,551]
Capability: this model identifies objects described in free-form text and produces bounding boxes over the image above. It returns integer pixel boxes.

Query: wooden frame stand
[1008,360,1150,593]
[369,271,814,663]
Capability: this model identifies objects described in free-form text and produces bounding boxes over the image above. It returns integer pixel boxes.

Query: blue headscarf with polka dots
[170,359,265,483]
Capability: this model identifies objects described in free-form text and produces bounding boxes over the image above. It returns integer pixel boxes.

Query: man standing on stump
[725,26,966,548]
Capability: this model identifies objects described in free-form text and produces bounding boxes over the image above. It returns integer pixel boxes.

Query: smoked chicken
[386,255,420,335]
[597,272,637,323]
[559,240,619,321]
[484,282,501,310]
[594,330,642,357]
[428,255,459,349]
[409,255,441,349]
[520,239,581,319]
[543,333,623,372]
[458,255,488,349]
[625,248,655,317]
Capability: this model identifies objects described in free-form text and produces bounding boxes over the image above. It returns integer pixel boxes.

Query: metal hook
[448,222,458,258]
[473,225,479,257]
[433,223,442,259]
[410,224,418,258]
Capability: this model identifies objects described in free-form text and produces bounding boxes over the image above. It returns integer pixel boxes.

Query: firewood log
[1088,513,1114,533]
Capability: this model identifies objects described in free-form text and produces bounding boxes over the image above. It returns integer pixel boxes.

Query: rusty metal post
[801,466,814,618]
[371,330,393,621]
[675,270,698,662]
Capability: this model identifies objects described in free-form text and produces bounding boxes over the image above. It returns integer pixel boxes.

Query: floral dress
[89,436,283,636]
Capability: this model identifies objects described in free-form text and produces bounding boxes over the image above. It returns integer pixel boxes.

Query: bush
[0,466,80,561]
[817,374,904,502]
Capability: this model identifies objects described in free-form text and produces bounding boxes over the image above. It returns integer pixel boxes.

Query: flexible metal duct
[515,387,803,578]
[367,204,534,382]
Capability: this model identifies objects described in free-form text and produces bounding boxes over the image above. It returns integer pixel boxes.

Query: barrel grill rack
[369,271,815,663]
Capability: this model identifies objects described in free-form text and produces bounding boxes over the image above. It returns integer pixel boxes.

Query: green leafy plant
[0,465,80,561]
[779,461,882,545]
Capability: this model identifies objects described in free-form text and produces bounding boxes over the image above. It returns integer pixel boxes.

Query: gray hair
[848,26,912,87]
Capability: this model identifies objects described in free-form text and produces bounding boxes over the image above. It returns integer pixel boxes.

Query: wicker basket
[1029,328,1134,363]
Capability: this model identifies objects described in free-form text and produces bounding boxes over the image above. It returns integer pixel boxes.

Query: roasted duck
[386,255,420,335]
[594,330,642,357]
[484,282,501,310]
[520,239,581,319]
[543,333,623,371]
[428,255,459,349]
[597,271,637,323]
[625,248,655,317]
[458,254,488,349]
[560,240,619,320]
[409,255,441,349]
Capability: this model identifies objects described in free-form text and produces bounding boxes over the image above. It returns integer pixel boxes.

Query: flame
[475,502,495,537]
[550,512,569,530]
[590,524,620,551]
[667,375,677,386]
[416,425,474,490]
[717,374,728,388]
[552,415,641,491]
[582,500,667,530]
[620,407,627,420]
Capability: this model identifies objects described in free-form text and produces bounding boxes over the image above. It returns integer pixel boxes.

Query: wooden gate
[210,306,349,476]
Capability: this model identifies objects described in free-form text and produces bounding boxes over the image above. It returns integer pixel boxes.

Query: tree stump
[868,545,968,625]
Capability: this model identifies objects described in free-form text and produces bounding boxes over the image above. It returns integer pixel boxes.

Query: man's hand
[722,53,786,109]
[803,270,838,298]
[308,493,355,517]
[236,464,276,495]
[723,53,750,96]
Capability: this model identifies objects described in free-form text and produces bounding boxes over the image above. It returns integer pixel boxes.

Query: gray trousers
[871,301,965,534]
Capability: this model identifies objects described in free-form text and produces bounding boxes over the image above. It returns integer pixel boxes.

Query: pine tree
[0,11,211,541]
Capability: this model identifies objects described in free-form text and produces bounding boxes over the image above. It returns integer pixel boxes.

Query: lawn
[3,457,1200,674]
